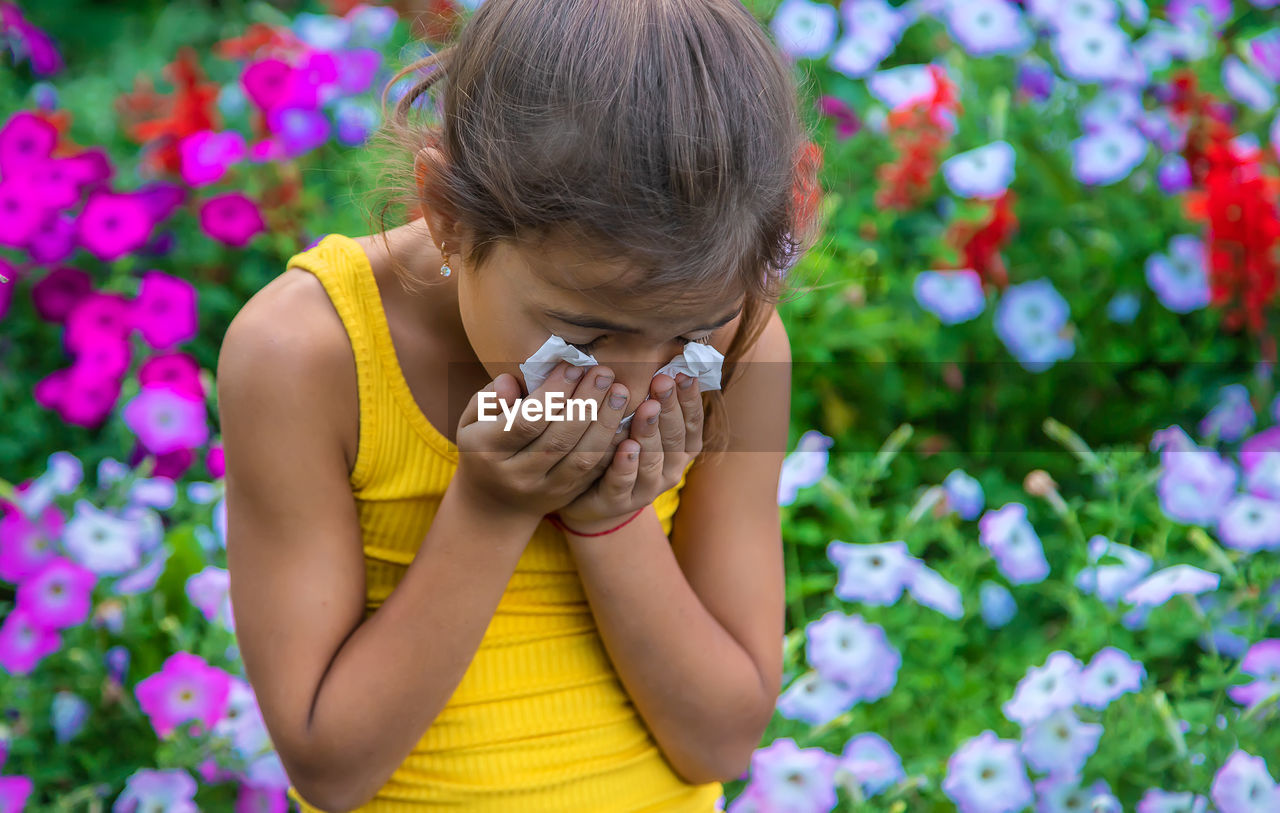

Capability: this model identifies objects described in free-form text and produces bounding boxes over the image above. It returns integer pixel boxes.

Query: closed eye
[569,335,712,355]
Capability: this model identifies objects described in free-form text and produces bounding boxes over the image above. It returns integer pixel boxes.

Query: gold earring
[439,243,453,277]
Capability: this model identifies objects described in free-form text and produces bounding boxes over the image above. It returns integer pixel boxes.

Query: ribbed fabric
[282,235,722,812]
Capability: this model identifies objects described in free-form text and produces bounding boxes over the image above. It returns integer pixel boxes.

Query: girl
[217,0,818,810]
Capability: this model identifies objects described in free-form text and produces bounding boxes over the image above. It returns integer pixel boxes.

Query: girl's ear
[415,145,464,255]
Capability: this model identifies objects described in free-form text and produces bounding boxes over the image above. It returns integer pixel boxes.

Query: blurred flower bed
[1,0,1279,811]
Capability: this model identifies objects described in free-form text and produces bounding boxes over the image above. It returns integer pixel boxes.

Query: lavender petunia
[805,610,901,702]
[1210,750,1279,813]
[62,500,141,576]
[1136,789,1208,813]
[944,469,985,520]
[867,64,938,110]
[1052,23,1132,84]
[841,0,905,40]
[1247,29,1280,84]
[770,0,839,60]
[1146,234,1210,313]
[945,0,1032,57]
[1123,564,1220,608]
[829,29,895,78]
[122,387,210,455]
[943,730,1033,813]
[1225,639,1280,709]
[906,561,964,619]
[778,430,834,505]
[1020,707,1103,776]
[839,733,904,798]
[1106,290,1140,323]
[979,502,1050,584]
[776,668,859,726]
[0,606,61,675]
[1157,447,1237,526]
[1002,650,1082,726]
[1168,0,1232,32]
[1037,777,1120,813]
[1217,494,1280,553]
[1244,451,1280,501]
[114,768,199,813]
[914,270,986,325]
[979,580,1017,628]
[748,737,841,813]
[1078,646,1145,709]
[941,141,1016,199]
[827,539,915,605]
[1223,56,1276,113]
[1075,535,1152,606]
[51,690,89,744]
[994,279,1074,373]
[1071,125,1148,185]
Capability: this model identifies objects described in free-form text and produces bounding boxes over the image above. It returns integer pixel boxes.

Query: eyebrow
[544,303,744,335]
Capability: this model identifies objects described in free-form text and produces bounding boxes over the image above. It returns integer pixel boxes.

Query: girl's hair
[365,0,823,455]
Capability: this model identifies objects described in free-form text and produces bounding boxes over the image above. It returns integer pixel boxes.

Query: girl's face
[455,235,744,408]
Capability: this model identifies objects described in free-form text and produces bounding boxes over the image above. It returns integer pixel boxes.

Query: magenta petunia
[16,556,97,630]
[122,386,210,455]
[132,270,198,349]
[21,151,112,211]
[0,500,64,583]
[134,651,233,739]
[73,335,132,380]
[76,191,153,261]
[266,106,331,157]
[298,50,340,106]
[138,352,205,400]
[199,193,266,247]
[134,181,186,223]
[241,58,299,113]
[0,775,34,813]
[206,445,225,479]
[0,177,49,248]
[39,363,124,428]
[179,130,247,187]
[62,290,133,355]
[0,606,62,675]
[31,266,93,323]
[26,211,78,265]
[336,48,381,96]
[0,111,56,176]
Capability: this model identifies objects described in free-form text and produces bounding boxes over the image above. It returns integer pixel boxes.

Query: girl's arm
[218,275,543,813]
[563,311,791,785]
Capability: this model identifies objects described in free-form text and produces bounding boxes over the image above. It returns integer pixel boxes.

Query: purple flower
[26,211,77,265]
[0,110,56,174]
[333,98,380,147]
[1052,23,1132,84]
[293,13,350,51]
[829,29,895,78]
[122,386,209,456]
[944,469,985,519]
[1168,0,1232,32]
[1247,29,1280,84]
[1157,154,1193,195]
[76,191,154,262]
[0,606,61,674]
[198,192,266,247]
[747,738,840,813]
[1157,448,1237,526]
[1003,651,1082,726]
[770,0,839,60]
[994,278,1073,372]
[348,4,398,46]
[1244,451,1280,501]
[1226,639,1280,709]
[178,130,246,187]
[979,580,1017,628]
[1071,125,1148,185]
[30,266,92,324]
[804,610,901,702]
[778,429,833,505]
[914,269,986,324]
[839,733,903,798]
[15,556,96,630]
[1223,56,1276,113]
[1016,58,1056,102]
[980,503,1050,584]
[0,776,33,813]
[1211,750,1279,813]
[131,270,198,350]
[51,690,89,744]
[1241,426,1280,473]
[1217,494,1280,552]
[945,0,1032,57]
[0,500,63,583]
[1047,0,1119,28]
[906,561,964,619]
[943,730,1033,813]
[1078,646,1145,709]
[1137,789,1208,813]
[186,565,234,630]
[828,540,915,605]
[868,64,939,110]
[241,58,302,113]
[1201,384,1256,442]
[1106,290,1140,323]
[1146,234,1210,313]
[62,499,141,576]
[1020,707,1103,775]
[115,768,199,813]
[776,668,859,726]
[1075,536,1152,606]
[266,106,331,157]
[841,0,904,40]
[1037,777,1120,813]
[1123,564,1220,608]
[942,141,1016,199]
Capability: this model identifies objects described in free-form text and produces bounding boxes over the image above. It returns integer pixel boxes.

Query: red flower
[116,48,221,177]
[793,141,824,240]
[946,191,1018,290]
[875,65,960,212]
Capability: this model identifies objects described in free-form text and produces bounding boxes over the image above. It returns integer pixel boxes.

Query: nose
[594,349,681,417]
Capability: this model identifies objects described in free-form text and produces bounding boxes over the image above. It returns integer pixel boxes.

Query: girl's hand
[552,371,704,534]
[452,361,633,521]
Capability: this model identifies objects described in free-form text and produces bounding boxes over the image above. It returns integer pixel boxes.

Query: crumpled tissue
[518,334,724,430]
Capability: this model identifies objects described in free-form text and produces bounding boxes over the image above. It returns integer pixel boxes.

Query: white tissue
[518,334,724,430]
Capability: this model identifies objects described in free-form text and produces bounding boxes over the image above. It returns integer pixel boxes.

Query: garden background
[3,0,1280,810]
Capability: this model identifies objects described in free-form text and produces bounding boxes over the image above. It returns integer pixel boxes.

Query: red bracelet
[547,508,645,537]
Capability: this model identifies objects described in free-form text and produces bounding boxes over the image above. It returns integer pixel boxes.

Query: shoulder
[217,267,359,475]
[716,306,791,452]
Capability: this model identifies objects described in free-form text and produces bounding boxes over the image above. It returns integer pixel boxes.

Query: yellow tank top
[281,234,723,812]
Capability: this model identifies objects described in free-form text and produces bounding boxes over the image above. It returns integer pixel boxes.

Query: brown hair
[364,0,823,454]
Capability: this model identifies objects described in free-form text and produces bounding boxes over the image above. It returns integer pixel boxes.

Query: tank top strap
[284,233,389,490]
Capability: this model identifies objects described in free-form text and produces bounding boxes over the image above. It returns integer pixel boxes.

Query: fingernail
[609,390,627,409]
[565,365,584,382]
[678,375,695,389]
[647,412,659,425]
[595,372,614,391]
[657,387,673,401]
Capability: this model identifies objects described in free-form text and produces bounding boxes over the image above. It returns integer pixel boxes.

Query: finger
[597,439,641,502]
[650,373,686,458]
[629,397,665,496]
[525,364,612,458]
[674,373,704,454]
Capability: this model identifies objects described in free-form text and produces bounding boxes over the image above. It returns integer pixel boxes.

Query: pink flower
[0,177,48,248]
[199,193,265,247]
[0,111,56,175]
[26,212,78,265]
[30,266,93,323]
[63,291,133,355]
[0,606,62,675]
[76,191,153,261]
[74,335,132,380]
[35,363,123,428]
[133,270,198,349]
[16,556,97,630]
[134,651,233,739]
[123,387,210,455]
[138,352,204,400]
[179,130,247,187]
[206,445,225,479]
[20,150,112,211]
[0,775,34,813]
[0,500,64,583]
[241,58,300,113]
[817,94,861,140]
